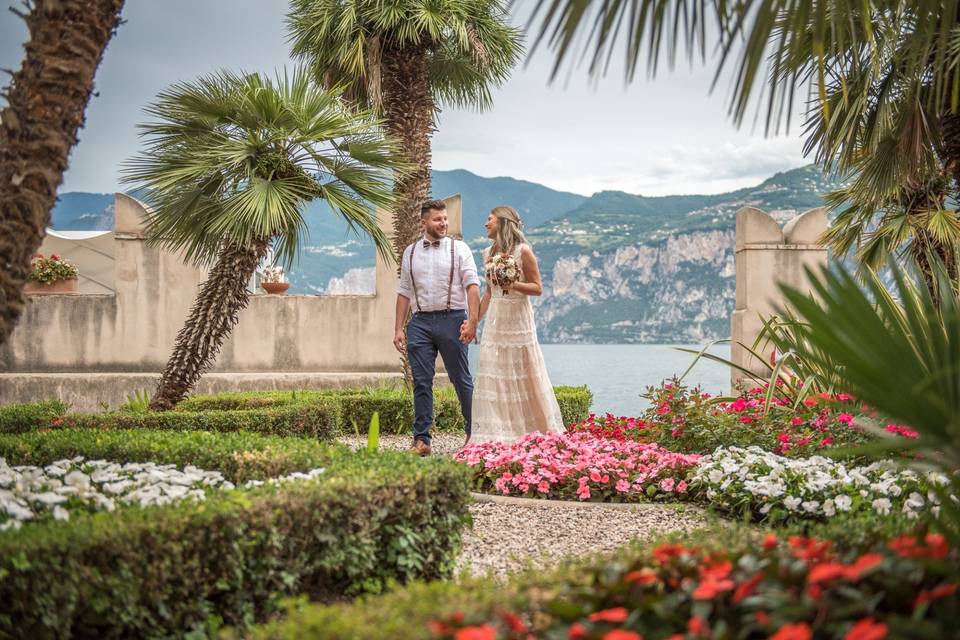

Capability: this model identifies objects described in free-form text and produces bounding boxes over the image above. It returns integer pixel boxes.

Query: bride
[468,205,565,444]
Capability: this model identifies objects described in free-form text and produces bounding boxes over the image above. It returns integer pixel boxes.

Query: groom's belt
[413,308,466,316]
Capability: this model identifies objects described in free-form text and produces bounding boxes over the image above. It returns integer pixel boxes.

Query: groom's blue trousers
[406,309,473,445]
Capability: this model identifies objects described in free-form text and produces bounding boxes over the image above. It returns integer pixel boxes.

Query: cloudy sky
[0,1,812,197]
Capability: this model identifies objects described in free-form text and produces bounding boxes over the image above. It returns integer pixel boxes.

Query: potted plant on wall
[24,254,80,295]
[261,265,290,295]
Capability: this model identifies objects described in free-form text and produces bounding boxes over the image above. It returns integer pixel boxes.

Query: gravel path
[337,433,709,578]
[457,499,706,577]
[337,432,467,456]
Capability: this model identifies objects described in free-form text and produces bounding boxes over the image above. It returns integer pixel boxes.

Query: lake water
[468,343,732,417]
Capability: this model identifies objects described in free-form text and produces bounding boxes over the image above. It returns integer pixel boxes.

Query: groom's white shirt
[398,235,480,312]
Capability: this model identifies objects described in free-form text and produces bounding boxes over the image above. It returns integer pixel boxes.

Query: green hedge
[0,399,67,433]
[0,385,591,440]
[233,524,959,640]
[0,429,471,638]
[177,385,594,434]
[21,401,341,442]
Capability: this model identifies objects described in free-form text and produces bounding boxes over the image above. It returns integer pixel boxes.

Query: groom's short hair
[420,199,446,218]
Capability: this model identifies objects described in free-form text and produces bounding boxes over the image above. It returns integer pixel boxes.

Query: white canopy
[39,229,115,293]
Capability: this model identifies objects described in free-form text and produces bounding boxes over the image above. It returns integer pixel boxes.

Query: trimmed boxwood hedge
[0,399,67,434]
[0,386,592,440]
[0,429,471,639]
[177,385,594,435]
[230,522,959,640]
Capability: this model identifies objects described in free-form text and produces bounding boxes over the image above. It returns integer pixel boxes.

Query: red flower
[50,254,61,261]
[732,572,764,604]
[589,608,629,623]
[454,626,497,640]
[568,623,588,639]
[693,577,735,600]
[699,560,732,581]
[789,536,833,563]
[499,611,527,634]
[652,544,688,564]
[888,535,921,557]
[755,611,771,626]
[844,553,883,580]
[762,533,779,551]
[602,631,642,640]
[925,533,949,559]
[429,620,451,636]
[844,618,888,640]
[624,568,659,586]
[914,583,958,608]
[687,616,710,638]
[808,562,848,585]
[771,622,813,640]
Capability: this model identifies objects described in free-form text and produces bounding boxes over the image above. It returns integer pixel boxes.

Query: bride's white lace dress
[470,243,565,444]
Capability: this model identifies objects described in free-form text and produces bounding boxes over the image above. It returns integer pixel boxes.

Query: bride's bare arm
[507,245,543,296]
[479,283,492,320]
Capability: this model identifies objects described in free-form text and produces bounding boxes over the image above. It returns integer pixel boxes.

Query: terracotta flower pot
[24,278,79,295]
[261,281,290,295]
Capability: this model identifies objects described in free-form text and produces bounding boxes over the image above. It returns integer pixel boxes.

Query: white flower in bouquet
[487,254,519,296]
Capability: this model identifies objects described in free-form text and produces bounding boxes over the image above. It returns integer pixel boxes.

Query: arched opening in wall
[282,200,377,295]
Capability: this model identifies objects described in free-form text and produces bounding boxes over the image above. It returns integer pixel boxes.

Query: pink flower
[837,413,854,425]
[791,417,805,426]
[676,480,688,493]
[659,478,676,492]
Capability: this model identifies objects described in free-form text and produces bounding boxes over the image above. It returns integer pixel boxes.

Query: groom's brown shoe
[409,439,431,457]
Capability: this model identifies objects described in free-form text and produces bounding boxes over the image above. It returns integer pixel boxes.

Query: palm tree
[0,0,125,348]
[122,68,402,410]
[822,166,960,299]
[286,0,523,263]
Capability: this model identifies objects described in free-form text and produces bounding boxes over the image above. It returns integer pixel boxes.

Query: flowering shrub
[423,534,959,640]
[262,265,286,283]
[568,381,907,459]
[0,456,326,531]
[455,432,701,502]
[691,446,946,524]
[28,253,79,284]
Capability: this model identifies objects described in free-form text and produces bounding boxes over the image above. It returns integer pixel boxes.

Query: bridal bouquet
[486,254,519,295]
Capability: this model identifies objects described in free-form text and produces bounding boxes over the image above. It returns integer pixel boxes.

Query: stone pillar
[730,206,827,390]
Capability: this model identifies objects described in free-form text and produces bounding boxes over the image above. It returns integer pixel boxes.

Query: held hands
[459,318,478,344]
[393,329,406,354]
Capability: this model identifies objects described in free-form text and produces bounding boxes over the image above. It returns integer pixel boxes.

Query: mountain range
[49,165,841,343]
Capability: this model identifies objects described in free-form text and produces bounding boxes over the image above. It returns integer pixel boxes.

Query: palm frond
[122,67,401,268]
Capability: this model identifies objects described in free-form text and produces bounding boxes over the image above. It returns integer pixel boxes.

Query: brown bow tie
[423,239,441,248]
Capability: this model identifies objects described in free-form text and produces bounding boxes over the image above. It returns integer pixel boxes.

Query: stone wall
[730,206,827,389]
[1,193,463,409]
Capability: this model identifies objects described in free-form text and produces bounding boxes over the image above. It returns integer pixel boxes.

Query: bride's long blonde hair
[490,205,526,256]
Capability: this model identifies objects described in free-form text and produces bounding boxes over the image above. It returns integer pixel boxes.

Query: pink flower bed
[455,432,702,502]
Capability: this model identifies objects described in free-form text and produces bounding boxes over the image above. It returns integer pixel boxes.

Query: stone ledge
[0,371,452,412]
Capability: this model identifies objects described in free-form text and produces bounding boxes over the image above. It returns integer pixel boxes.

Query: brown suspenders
[408,238,456,313]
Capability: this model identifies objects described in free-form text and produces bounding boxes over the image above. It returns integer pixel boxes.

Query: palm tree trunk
[149,240,269,411]
[381,43,436,267]
[0,0,125,348]
[381,43,436,384]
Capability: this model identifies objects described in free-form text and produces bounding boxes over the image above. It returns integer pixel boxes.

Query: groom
[393,199,481,456]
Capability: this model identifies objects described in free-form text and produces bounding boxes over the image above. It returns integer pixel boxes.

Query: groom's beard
[424,229,447,241]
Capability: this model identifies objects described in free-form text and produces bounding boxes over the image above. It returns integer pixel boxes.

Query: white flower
[784,496,802,511]
[52,506,69,521]
[823,499,836,517]
[834,495,852,512]
[802,500,820,513]
[63,471,91,491]
[905,492,925,510]
[872,498,892,515]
